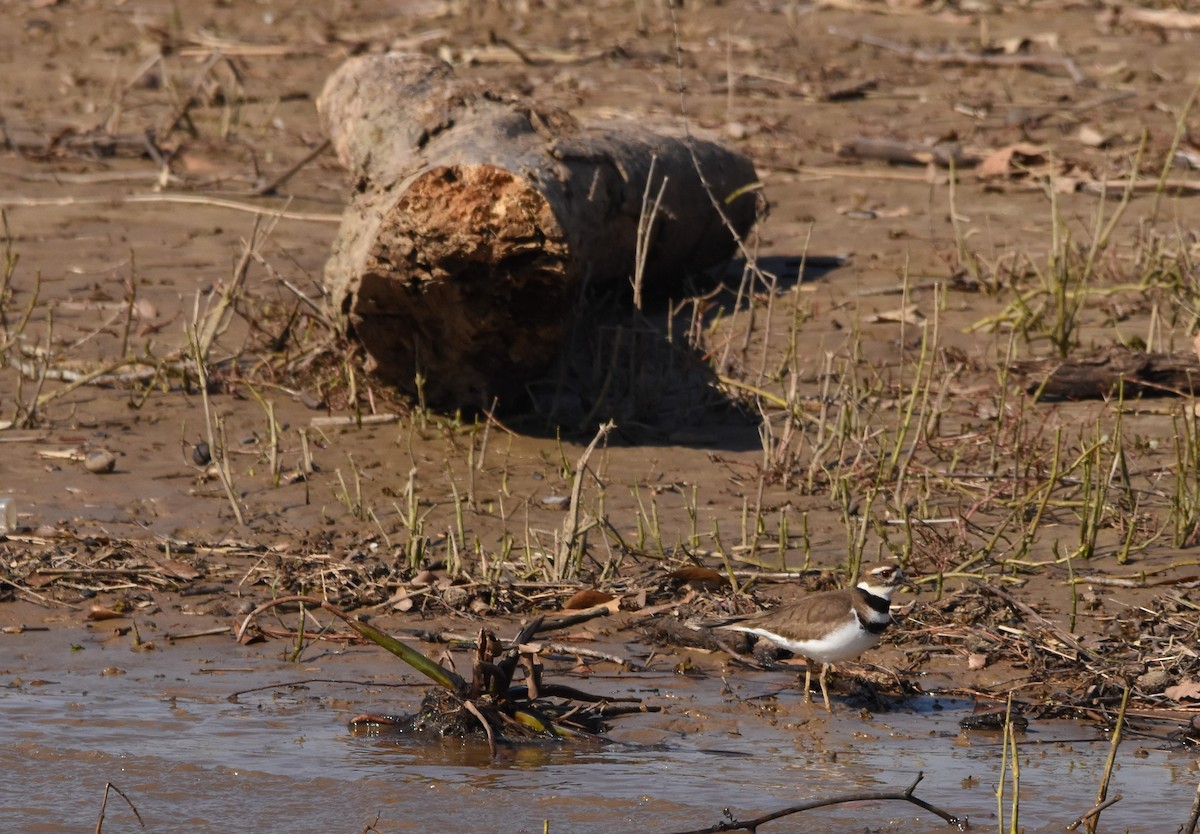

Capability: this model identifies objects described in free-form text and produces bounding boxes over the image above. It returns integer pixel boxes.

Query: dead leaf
[1165,680,1200,701]
[237,624,265,645]
[133,298,159,322]
[1053,175,1081,194]
[998,37,1030,55]
[25,572,56,589]
[865,305,925,325]
[667,566,728,589]
[87,605,126,621]
[627,601,681,621]
[411,569,448,587]
[566,628,597,641]
[1032,32,1061,50]
[1125,7,1200,30]
[1077,125,1113,148]
[155,559,201,581]
[178,150,228,175]
[563,589,615,610]
[977,143,1048,179]
[968,652,989,670]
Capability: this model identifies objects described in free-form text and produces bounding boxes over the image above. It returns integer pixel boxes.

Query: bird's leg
[801,664,813,704]
[818,663,832,712]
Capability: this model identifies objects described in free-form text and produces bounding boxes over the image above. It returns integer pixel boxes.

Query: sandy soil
[2,0,1200,732]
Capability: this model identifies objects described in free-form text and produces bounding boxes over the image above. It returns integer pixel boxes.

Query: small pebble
[299,391,324,410]
[84,449,117,474]
[192,441,212,466]
[1136,667,1169,694]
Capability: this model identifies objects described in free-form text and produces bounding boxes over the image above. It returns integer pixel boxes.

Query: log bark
[1009,345,1200,400]
[317,53,759,407]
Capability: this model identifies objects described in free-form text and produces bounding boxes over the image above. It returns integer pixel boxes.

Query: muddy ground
[2,0,1200,829]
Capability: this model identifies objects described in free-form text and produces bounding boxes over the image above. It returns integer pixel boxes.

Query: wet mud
[3,0,1200,831]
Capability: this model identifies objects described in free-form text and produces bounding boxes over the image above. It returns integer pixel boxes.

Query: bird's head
[856,562,907,600]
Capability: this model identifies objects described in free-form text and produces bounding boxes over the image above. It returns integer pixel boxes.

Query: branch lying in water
[662,772,966,834]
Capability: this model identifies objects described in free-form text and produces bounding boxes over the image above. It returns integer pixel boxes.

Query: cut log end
[353,164,572,403]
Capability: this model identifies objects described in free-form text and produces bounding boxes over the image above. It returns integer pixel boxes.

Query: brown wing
[721,588,856,642]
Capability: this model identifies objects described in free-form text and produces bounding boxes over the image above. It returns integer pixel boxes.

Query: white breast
[739,613,883,664]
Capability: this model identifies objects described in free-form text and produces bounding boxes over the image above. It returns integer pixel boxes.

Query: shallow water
[1,631,1195,834]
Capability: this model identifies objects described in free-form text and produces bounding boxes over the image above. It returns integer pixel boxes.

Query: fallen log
[318,53,759,407]
[1009,344,1200,400]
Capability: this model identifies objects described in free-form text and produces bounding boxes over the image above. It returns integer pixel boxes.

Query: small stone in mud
[441,585,470,608]
[192,441,212,466]
[84,449,117,474]
[1136,667,1169,694]
[299,391,324,409]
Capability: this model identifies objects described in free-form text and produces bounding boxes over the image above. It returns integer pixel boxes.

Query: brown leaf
[237,623,265,645]
[1053,175,1082,194]
[865,305,924,325]
[87,605,126,621]
[1165,680,1200,701]
[1077,125,1113,149]
[977,143,1047,180]
[667,566,729,589]
[26,572,56,589]
[564,628,597,641]
[563,589,615,610]
[154,559,201,581]
[412,569,448,587]
[998,37,1031,55]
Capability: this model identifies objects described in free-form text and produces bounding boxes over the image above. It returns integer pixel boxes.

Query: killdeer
[714,562,906,711]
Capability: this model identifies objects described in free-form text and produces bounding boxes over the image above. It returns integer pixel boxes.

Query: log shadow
[511,253,846,450]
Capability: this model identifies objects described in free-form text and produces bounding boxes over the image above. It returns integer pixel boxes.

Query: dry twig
[829,26,1088,84]
[94,782,144,834]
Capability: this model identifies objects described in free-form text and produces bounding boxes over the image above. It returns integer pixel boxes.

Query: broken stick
[1009,345,1200,400]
